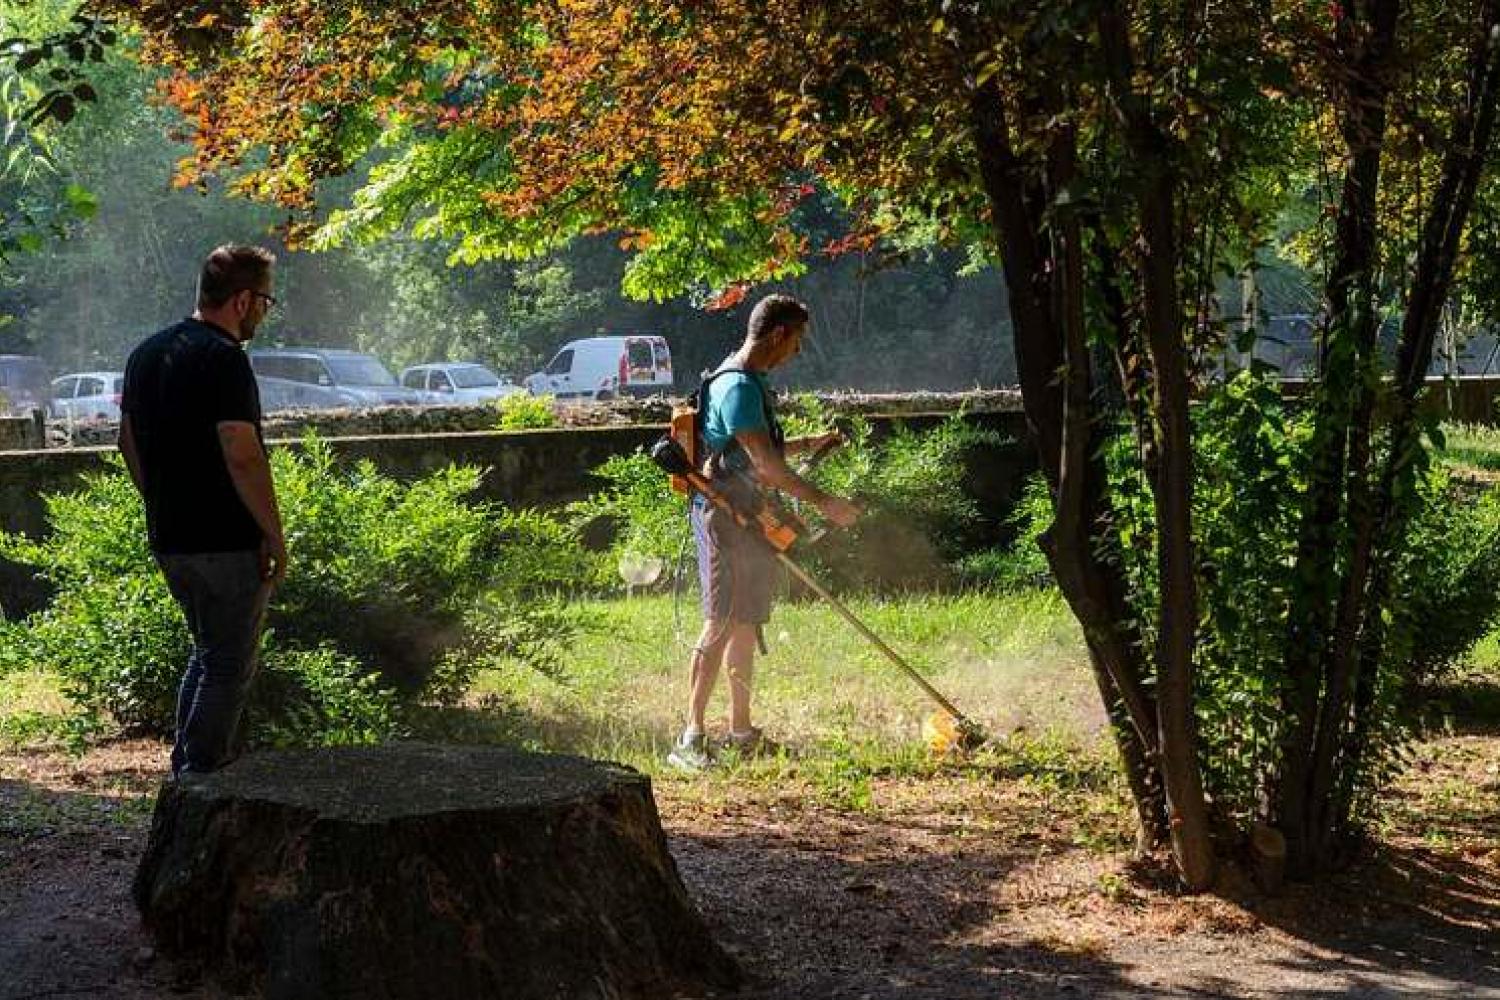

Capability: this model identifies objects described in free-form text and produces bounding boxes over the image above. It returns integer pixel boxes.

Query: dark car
[0,355,51,416]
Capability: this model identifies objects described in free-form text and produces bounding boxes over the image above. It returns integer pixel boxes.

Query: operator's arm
[783,431,842,457]
[218,422,287,583]
[737,429,859,527]
[117,415,145,494]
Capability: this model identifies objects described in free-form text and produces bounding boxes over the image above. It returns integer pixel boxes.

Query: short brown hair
[746,294,809,342]
[197,244,275,309]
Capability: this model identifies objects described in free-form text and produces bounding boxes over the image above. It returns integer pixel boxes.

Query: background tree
[96,0,1500,888]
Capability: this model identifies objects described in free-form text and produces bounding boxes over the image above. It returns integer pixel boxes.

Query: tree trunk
[1277,0,1400,877]
[1339,0,1500,846]
[134,745,738,1000]
[967,77,1169,852]
[1137,174,1217,892]
[1095,0,1216,891]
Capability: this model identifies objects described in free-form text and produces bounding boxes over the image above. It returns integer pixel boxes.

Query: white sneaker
[666,732,713,772]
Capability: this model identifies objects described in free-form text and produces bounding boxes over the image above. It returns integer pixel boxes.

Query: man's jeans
[156,550,269,776]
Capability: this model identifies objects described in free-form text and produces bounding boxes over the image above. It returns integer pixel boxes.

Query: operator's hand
[818,495,862,528]
[260,533,289,586]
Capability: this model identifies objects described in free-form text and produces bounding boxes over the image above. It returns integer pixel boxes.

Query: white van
[523,335,673,400]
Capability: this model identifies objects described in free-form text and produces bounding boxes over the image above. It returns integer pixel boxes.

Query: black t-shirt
[121,318,264,554]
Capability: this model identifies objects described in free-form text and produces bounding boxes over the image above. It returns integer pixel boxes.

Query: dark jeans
[156,550,269,776]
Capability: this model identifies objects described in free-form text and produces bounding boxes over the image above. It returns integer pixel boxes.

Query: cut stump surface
[132,743,739,1000]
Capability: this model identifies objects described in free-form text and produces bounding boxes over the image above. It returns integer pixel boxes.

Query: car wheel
[595,389,614,402]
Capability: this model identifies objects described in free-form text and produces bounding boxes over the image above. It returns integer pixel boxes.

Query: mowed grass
[453,589,1104,775]
[1437,422,1500,474]
[0,666,81,747]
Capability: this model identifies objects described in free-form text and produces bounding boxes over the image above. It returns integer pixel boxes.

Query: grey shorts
[690,495,777,624]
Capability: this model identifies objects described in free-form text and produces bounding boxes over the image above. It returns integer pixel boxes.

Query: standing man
[119,244,286,777]
[668,294,861,771]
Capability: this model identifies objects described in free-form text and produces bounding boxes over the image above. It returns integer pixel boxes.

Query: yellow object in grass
[922,710,961,755]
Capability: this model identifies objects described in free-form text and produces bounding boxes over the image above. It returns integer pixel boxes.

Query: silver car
[249,347,428,407]
[400,362,524,405]
[50,371,124,422]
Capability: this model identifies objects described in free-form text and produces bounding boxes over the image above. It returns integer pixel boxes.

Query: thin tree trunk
[968,77,1168,850]
[1096,0,1216,891]
[1339,0,1500,847]
[1277,0,1399,876]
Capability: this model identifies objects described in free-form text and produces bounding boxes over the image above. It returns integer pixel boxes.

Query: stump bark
[132,744,739,1000]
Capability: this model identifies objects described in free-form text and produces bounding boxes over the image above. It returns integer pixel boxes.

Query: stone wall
[32,390,1027,449]
[0,409,1035,616]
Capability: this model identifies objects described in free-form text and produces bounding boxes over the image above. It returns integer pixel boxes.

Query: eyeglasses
[244,290,278,309]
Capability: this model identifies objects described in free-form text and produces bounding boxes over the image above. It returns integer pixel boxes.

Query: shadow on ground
[670,818,1500,999]
[4,713,1499,1000]
[0,776,186,1000]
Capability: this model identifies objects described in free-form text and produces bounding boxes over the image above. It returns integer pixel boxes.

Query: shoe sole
[666,751,713,772]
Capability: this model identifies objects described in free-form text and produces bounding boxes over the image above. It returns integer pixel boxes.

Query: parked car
[254,374,351,412]
[50,371,124,422]
[523,335,673,400]
[248,347,428,407]
[0,354,51,416]
[399,362,525,405]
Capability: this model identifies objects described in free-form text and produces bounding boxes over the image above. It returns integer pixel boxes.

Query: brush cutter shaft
[773,553,969,722]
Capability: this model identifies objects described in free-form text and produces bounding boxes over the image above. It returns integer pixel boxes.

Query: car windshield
[327,356,397,386]
[450,365,500,388]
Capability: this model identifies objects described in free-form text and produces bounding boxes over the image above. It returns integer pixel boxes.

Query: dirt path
[2,737,1497,999]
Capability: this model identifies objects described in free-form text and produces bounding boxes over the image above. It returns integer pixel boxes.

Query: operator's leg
[724,622,758,734]
[687,618,730,733]
[671,497,729,770]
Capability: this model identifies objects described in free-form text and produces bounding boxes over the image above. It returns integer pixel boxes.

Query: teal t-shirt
[702,371,772,471]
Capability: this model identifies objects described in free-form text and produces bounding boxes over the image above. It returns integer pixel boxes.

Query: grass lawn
[1437,422,1500,475]
[440,589,1104,774]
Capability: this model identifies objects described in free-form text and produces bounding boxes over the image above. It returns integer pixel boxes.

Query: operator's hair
[746,294,809,343]
[196,244,276,309]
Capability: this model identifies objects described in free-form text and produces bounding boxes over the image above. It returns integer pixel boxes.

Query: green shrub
[802,413,1004,589]
[1386,469,1500,685]
[0,438,587,740]
[954,474,1053,590]
[1103,370,1500,828]
[269,437,503,690]
[12,572,186,734]
[571,410,1001,593]
[568,451,690,581]
[495,393,556,430]
[252,645,406,748]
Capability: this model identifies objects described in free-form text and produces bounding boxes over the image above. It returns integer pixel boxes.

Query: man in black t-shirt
[120,244,286,776]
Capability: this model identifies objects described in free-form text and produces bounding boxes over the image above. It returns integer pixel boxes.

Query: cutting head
[923,710,988,755]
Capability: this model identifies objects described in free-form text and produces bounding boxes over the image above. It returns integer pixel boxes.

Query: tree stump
[132,744,739,1000]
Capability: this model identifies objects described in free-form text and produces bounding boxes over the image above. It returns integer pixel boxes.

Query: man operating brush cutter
[659,295,986,772]
[663,295,860,772]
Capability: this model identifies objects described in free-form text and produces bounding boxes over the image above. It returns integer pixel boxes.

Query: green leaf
[63,183,97,219]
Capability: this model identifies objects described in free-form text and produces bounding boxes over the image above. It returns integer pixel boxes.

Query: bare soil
[2,734,1497,1000]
